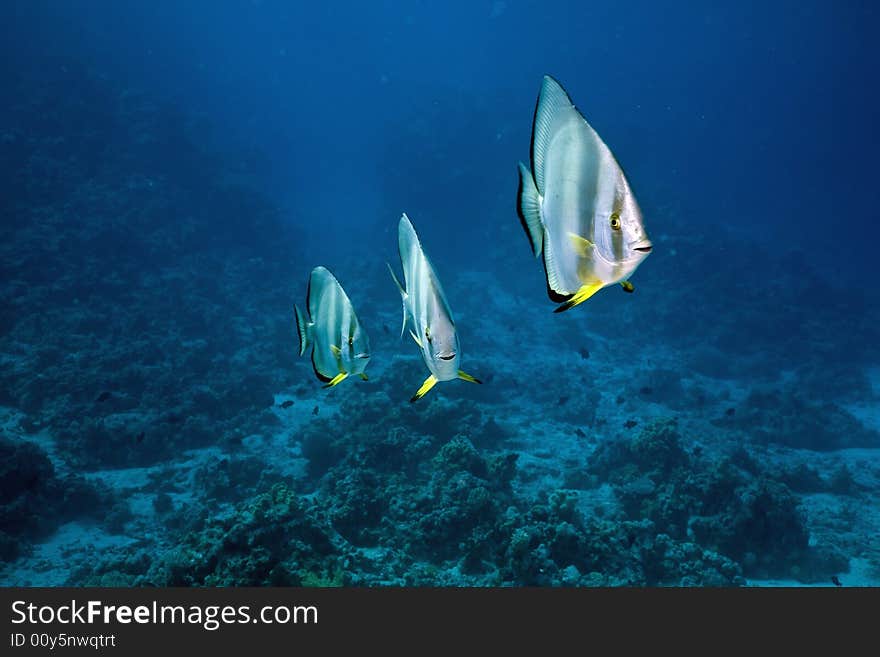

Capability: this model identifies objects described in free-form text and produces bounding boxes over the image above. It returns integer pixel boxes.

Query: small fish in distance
[388,213,482,402]
[294,266,371,389]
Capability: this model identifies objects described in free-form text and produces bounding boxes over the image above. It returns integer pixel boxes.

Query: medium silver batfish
[517,75,653,312]
[295,266,370,388]
[388,213,481,402]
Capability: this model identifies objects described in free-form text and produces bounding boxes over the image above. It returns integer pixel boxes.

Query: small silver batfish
[517,75,653,312]
[295,266,371,388]
[388,213,481,402]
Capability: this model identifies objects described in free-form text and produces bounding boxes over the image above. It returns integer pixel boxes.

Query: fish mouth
[438,353,456,361]
[633,244,653,254]
[355,353,370,359]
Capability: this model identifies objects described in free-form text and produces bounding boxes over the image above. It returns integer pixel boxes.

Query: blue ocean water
[1,1,878,586]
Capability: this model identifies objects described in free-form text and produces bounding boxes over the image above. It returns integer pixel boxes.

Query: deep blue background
[4,0,876,273]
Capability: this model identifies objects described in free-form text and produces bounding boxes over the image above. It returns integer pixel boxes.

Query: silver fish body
[295,266,370,387]
[389,213,481,401]
[517,75,653,312]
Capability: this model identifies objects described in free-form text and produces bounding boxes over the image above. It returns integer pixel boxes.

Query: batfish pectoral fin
[410,374,438,403]
[567,232,595,257]
[457,370,482,385]
[322,372,349,389]
[621,280,634,293]
[553,281,604,313]
[359,373,369,381]
[330,344,345,372]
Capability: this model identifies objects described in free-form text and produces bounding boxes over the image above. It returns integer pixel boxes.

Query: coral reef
[722,388,880,451]
[0,436,110,561]
[588,419,844,580]
[148,484,342,586]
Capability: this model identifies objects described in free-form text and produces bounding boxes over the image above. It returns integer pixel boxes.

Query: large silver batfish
[388,213,481,402]
[294,266,370,388]
[517,75,653,312]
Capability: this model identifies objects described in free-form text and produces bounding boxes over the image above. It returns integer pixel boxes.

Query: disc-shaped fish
[388,213,481,402]
[294,266,370,388]
[517,75,653,312]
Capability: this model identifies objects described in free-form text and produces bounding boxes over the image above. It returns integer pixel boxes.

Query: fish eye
[425,327,432,343]
[610,213,621,230]
[348,336,354,346]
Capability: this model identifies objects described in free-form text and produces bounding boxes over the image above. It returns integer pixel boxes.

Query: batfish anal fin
[322,372,349,389]
[410,374,438,403]
[553,281,604,313]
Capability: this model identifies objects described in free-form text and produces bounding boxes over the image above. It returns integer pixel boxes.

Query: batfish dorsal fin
[531,75,578,194]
